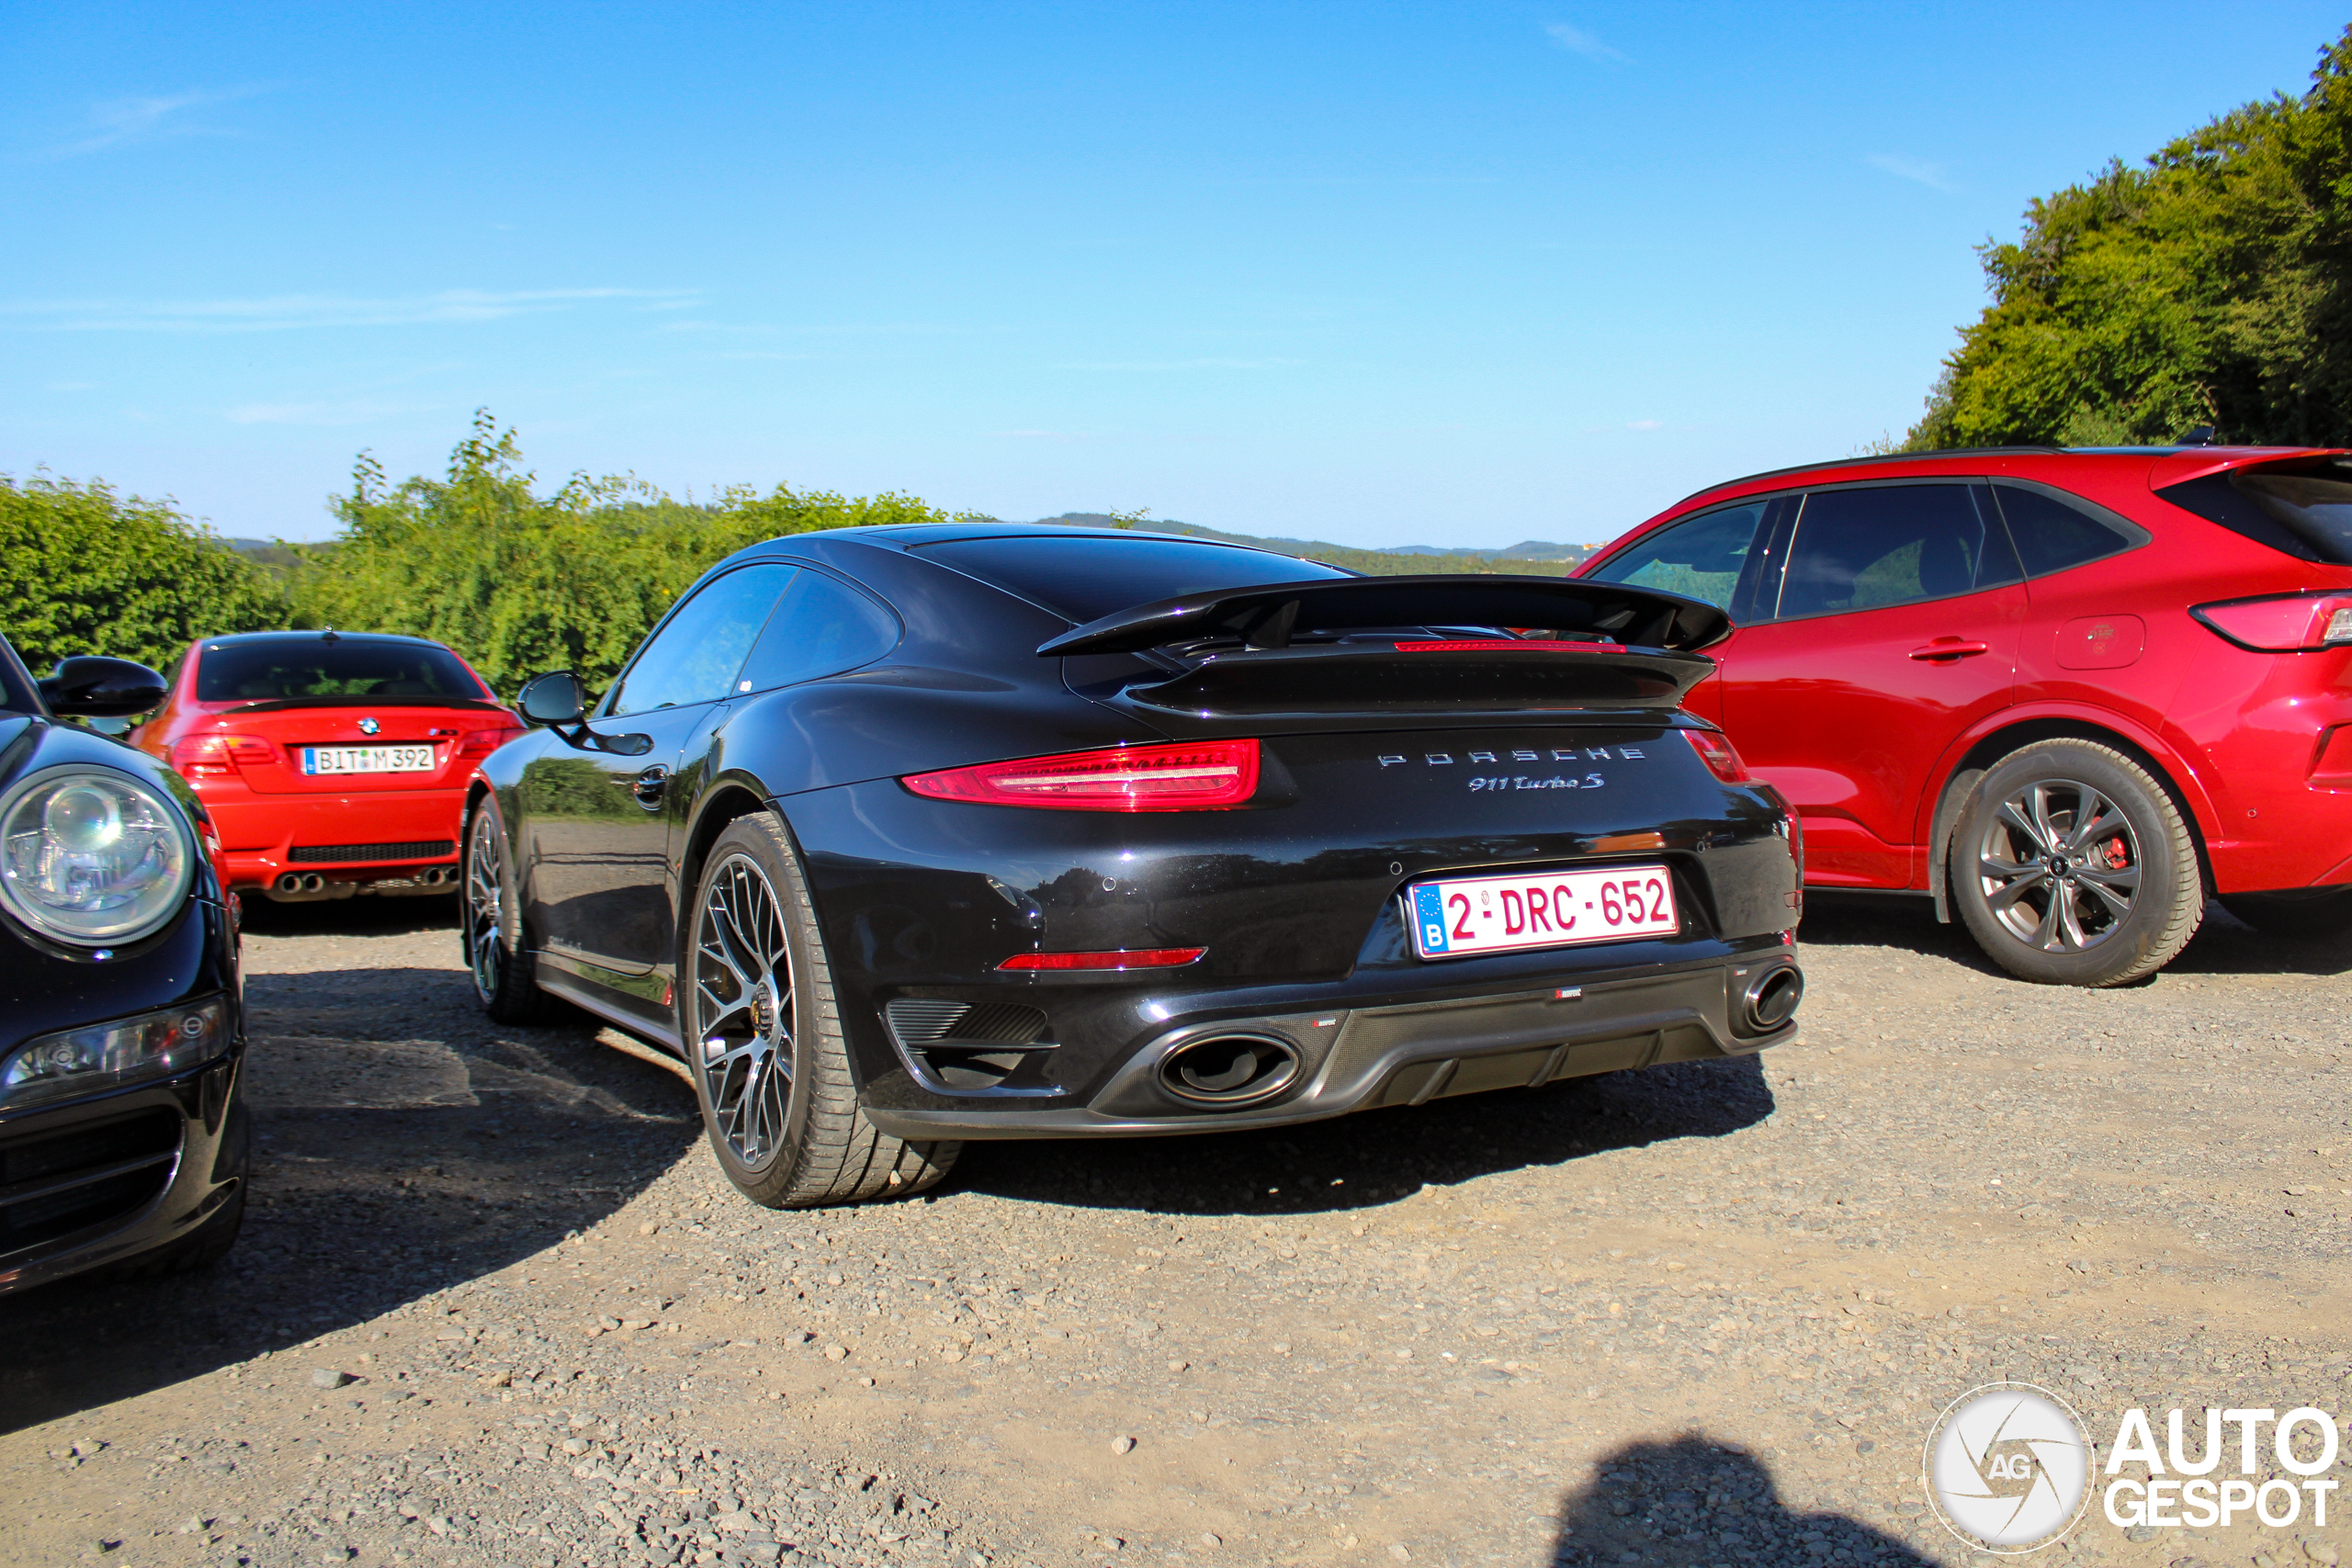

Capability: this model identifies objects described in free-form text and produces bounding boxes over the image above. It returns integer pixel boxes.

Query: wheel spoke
[1983,862,2048,913]
[2030,886,2064,950]
[2064,793,2124,854]
[2076,872,2136,919]
[690,851,796,1168]
[1995,799,2050,858]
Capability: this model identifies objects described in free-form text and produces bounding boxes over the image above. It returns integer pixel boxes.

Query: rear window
[1990,482,2142,577]
[2157,462,2352,565]
[196,637,486,703]
[916,536,1350,623]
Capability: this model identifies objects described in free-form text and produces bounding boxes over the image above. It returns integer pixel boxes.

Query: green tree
[0,472,290,677]
[290,412,951,697]
[1909,24,2352,449]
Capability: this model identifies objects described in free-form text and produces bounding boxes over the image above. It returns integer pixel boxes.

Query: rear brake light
[2190,592,2352,651]
[457,726,523,758]
[997,948,1205,971]
[1394,639,1602,652]
[170,734,275,776]
[1682,728,1751,784]
[902,739,1261,811]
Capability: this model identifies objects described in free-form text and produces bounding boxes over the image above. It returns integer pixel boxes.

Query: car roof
[196,630,454,649]
[1662,445,2350,515]
[786,520,1298,554]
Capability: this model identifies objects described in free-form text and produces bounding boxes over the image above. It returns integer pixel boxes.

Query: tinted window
[0,637,40,716]
[1993,483,2141,577]
[918,536,1349,623]
[609,562,795,716]
[1586,504,1765,611]
[1774,485,2016,620]
[2154,464,2352,566]
[736,570,899,692]
[196,637,485,702]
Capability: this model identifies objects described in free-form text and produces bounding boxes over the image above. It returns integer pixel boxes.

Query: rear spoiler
[1035,575,1731,658]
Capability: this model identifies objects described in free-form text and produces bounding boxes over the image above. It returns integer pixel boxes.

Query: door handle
[1907,640,1991,661]
[631,765,669,807]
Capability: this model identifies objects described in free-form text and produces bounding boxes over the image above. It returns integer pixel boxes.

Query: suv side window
[1774,483,2018,620]
[607,562,797,716]
[735,569,900,693]
[1991,481,2143,577]
[1586,503,1768,614]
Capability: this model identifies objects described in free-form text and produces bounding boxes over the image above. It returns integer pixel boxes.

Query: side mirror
[40,656,169,718]
[516,671,587,727]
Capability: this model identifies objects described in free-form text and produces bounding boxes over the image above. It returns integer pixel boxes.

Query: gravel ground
[3,890,2350,1568]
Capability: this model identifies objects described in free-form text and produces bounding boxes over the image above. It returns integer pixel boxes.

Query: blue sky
[3,3,2345,547]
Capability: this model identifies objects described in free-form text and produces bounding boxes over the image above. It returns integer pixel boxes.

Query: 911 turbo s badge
[1379,745,1644,790]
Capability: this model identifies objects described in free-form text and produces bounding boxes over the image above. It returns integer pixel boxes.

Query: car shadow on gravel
[0,942,702,1437]
[1545,1435,1930,1567]
[955,1053,1774,1217]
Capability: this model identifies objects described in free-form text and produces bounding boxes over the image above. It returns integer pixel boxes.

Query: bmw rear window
[915,536,1351,623]
[196,637,487,702]
[2156,460,2352,565]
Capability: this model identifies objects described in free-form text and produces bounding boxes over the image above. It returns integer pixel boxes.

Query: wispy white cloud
[1545,22,1626,62]
[43,86,268,158]
[0,288,696,333]
[1866,152,1954,192]
[989,429,1091,441]
[1626,419,1663,431]
[223,400,442,427]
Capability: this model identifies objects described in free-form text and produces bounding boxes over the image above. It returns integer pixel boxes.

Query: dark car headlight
[0,997,229,1110]
[0,765,197,945]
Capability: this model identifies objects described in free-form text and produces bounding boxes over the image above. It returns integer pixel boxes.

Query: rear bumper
[201,788,464,891]
[861,948,1798,1138]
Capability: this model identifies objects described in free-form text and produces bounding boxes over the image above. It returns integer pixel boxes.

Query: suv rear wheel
[683,812,959,1207]
[1950,739,2203,987]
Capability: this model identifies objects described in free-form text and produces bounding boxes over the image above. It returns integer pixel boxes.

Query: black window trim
[731,561,905,698]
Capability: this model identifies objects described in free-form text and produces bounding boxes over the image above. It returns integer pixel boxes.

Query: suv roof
[1667,445,2348,514]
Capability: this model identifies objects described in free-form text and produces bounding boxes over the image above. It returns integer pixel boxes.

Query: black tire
[462,801,567,1024]
[99,1185,245,1281]
[2221,887,2352,936]
[681,812,959,1208]
[1950,739,2203,987]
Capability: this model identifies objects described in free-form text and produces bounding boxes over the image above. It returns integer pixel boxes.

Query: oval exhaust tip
[1745,965,1804,1031]
[1161,1033,1300,1106]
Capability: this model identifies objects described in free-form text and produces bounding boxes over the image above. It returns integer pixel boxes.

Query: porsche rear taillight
[2190,592,2352,651]
[1681,727,1752,784]
[170,734,276,777]
[901,739,1261,811]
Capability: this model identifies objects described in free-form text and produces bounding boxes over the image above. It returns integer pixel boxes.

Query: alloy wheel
[691,852,796,1169]
[464,810,505,1003]
[1971,779,2142,952]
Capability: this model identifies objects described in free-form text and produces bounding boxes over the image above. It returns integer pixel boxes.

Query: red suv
[1579,446,2352,986]
[129,631,522,903]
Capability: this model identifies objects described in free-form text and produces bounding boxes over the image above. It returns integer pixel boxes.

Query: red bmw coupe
[129,631,522,903]
[1580,444,2352,985]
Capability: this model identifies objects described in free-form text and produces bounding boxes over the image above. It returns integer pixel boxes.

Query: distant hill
[999,513,1593,577]
[219,536,311,579]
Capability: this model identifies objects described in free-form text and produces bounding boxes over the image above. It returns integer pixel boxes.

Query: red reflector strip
[997,947,1205,972]
[1393,639,1599,652]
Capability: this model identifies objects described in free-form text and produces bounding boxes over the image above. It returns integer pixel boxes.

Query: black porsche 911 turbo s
[0,635,248,1292]
[463,524,1804,1208]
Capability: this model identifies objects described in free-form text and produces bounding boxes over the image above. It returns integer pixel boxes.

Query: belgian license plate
[1408,864,1678,960]
[301,744,435,776]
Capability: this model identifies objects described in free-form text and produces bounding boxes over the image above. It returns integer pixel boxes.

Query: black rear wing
[1035,574,1731,658]
[1039,575,1733,715]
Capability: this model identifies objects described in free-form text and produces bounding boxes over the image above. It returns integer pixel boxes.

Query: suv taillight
[170,734,276,776]
[902,739,1261,811]
[1681,727,1751,784]
[2190,592,2352,651]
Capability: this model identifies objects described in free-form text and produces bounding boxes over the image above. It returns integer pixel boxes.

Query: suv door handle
[1908,640,1991,661]
[631,765,669,806]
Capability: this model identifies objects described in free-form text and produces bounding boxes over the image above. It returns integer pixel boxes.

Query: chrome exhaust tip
[1743,965,1804,1032]
[1160,1033,1301,1107]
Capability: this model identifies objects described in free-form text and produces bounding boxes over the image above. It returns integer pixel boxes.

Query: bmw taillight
[1681,727,1752,784]
[901,739,1261,811]
[170,734,276,777]
[457,726,523,759]
[2190,592,2352,651]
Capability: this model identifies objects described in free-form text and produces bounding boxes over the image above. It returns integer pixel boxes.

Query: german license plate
[300,744,435,776]
[1408,864,1678,960]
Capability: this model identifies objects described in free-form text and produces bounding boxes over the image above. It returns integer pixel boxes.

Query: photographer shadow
[1546,1434,1932,1566]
